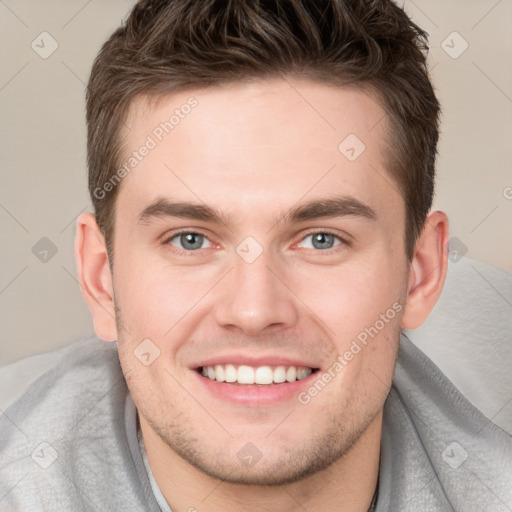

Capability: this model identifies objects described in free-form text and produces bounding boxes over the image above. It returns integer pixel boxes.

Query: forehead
[117,78,400,225]
[125,78,387,154]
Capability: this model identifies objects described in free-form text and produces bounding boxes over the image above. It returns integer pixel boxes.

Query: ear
[75,212,118,341]
[401,211,449,330]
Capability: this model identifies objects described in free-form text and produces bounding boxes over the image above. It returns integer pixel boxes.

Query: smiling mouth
[197,364,319,385]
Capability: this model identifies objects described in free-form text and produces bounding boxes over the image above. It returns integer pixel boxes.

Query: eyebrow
[137,195,377,226]
[284,196,377,223]
[138,200,230,225]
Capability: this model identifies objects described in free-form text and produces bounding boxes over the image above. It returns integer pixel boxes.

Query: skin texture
[76,78,449,512]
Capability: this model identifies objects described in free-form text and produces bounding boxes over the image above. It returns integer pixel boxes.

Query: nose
[212,248,299,337]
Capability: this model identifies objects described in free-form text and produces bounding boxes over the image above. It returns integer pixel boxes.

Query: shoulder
[0,337,119,410]
[383,257,512,510]
[403,257,512,434]
[384,335,512,510]
[0,338,141,511]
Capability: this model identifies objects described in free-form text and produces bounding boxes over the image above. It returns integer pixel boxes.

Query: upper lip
[192,354,320,370]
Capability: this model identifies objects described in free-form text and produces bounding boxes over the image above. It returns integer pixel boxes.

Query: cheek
[113,256,218,339]
[291,256,406,344]
[290,254,406,398]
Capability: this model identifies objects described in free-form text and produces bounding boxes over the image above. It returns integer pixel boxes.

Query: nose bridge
[213,245,298,335]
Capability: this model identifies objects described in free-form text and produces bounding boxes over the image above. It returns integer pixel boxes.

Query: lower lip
[192,370,318,406]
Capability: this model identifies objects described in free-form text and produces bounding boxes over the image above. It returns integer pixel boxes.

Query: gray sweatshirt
[1,333,511,511]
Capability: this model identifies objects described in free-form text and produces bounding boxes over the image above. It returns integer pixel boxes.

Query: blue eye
[168,232,212,251]
[299,232,342,250]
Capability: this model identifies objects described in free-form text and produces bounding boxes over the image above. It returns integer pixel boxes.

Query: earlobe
[401,211,449,330]
[75,212,118,341]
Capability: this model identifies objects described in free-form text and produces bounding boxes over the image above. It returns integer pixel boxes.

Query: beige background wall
[1,0,511,366]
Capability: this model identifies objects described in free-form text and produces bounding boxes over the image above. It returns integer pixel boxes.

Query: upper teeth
[201,365,312,385]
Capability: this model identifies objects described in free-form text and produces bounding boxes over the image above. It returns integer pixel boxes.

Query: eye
[167,232,212,251]
[298,232,344,250]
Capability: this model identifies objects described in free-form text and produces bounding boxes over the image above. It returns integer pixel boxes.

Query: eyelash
[162,229,350,254]
[162,229,215,255]
[297,229,350,250]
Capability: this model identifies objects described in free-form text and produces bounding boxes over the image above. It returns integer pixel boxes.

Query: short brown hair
[86,0,440,260]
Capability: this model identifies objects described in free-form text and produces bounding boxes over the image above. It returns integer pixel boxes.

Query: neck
[141,411,382,512]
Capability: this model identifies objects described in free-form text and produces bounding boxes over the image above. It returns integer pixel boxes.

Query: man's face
[112,79,410,484]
